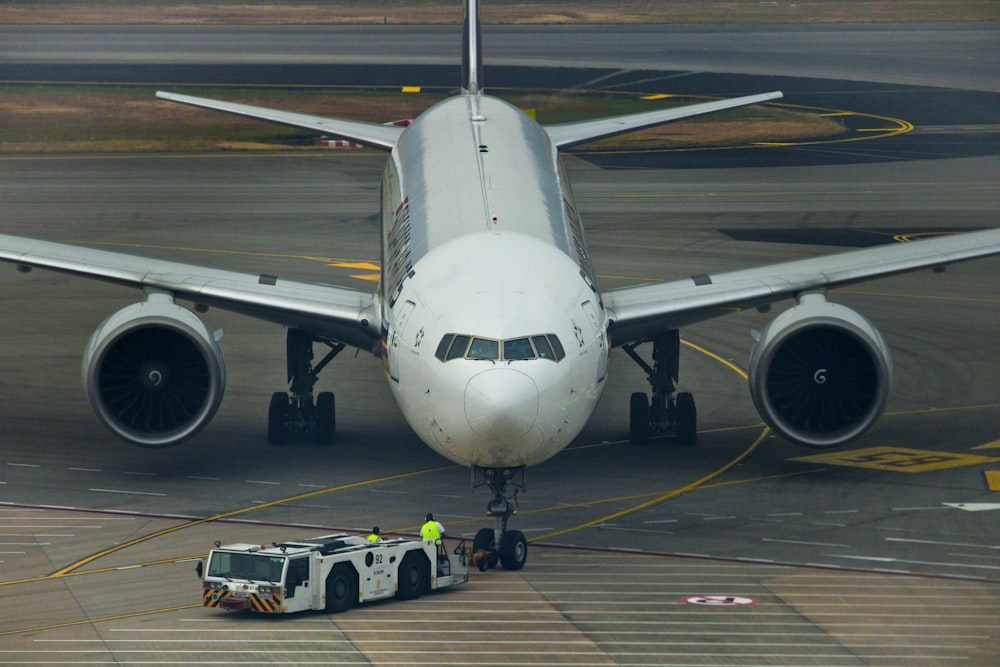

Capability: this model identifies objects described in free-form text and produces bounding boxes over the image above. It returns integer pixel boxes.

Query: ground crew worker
[366,526,381,543]
[420,513,447,560]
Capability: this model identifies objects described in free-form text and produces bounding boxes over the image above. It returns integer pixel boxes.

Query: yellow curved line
[531,426,771,543]
[681,338,748,379]
[577,101,913,155]
[46,464,455,578]
[0,604,201,638]
[530,337,766,543]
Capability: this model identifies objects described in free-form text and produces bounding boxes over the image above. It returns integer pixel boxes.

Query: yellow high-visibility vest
[421,520,442,544]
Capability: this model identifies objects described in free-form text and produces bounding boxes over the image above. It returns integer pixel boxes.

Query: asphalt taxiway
[0,22,998,667]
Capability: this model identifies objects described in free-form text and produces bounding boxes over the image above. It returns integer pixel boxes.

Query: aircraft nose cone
[465,368,539,441]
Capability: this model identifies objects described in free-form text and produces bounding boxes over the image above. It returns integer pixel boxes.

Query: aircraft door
[387,299,416,382]
[580,299,609,382]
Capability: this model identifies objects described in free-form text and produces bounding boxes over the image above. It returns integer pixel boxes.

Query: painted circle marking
[683,595,758,606]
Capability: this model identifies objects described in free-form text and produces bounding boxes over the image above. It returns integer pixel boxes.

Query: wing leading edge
[0,234,379,350]
[605,228,1000,347]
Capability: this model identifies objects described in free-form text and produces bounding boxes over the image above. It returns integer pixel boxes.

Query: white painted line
[944,502,1000,512]
[68,467,101,472]
[831,553,1000,570]
[245,480,281,485]
[886,536,999,549]
[186,475,220,481]
[88,488,166,497]
[762,537,850,548]
[5,462,40,468]
[124,471,157,476]
[947,551,1000,561]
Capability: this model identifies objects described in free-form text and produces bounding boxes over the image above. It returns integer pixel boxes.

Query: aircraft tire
[267,392,289,445]
[499,530,528,570]
[473,527,499,570]
[676,392,697,446]
[629,392,651,444]
[314,391,336,444]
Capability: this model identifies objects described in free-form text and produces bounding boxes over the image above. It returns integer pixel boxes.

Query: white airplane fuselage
[379,93,609,468]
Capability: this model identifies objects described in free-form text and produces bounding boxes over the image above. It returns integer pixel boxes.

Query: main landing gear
[471,466,528,572]
[622,330,697,446]
[268,328,344,445]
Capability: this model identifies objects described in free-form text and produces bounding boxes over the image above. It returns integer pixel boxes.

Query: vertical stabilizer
[462,0,483,93]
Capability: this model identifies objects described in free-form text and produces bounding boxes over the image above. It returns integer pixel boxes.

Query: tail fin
[462,0,482,93]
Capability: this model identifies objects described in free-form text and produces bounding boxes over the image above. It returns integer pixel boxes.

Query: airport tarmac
[1,21,999,667]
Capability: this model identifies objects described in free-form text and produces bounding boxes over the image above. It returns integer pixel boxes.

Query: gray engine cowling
[82,293,226,448]
[748,293,892,448]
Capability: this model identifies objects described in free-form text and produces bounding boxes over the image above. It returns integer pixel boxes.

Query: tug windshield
[207,551,286,583]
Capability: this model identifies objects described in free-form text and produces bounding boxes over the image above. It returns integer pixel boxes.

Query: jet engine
[748,292,891,448]
[82,292,226,448]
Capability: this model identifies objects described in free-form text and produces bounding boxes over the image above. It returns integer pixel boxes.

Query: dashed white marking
[88,488,166,497]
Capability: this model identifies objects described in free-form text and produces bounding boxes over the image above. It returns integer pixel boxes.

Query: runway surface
[1,22,999,666]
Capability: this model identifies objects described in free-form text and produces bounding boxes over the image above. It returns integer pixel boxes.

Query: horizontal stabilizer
[544,91,783,149]
[156,91,403,151]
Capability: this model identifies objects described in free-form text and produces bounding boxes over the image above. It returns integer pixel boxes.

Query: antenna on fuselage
[462,0,483,94]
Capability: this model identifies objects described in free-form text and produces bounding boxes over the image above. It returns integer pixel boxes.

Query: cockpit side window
[445,334,471,361]
[547,334,566,361]
[435,334,455,361]
[531,335,554,359]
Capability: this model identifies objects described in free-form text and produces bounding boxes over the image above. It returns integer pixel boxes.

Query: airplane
[2,0,1000,571]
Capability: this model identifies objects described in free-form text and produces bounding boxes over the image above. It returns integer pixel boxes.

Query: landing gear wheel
[267,392,289,445]
[473,527,499,571]
[396,551,427,600]
[324,563,357,613]
[629,392,650,444]
[675,391,697,445]
[499,530,528,571]
[313,391,336,444]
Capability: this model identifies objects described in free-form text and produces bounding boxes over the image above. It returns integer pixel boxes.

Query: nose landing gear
[471,465,528,571]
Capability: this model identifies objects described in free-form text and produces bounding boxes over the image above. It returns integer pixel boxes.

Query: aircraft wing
[604,228,1000,347]
[544,91,783,149]
[156,91,403,151]
[0,234,379,350]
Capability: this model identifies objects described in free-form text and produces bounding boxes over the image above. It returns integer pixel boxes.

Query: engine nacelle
[748,293,892,448]
[83,293,226,448]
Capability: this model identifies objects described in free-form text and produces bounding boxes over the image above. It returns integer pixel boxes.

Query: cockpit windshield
[436,333,565,362]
